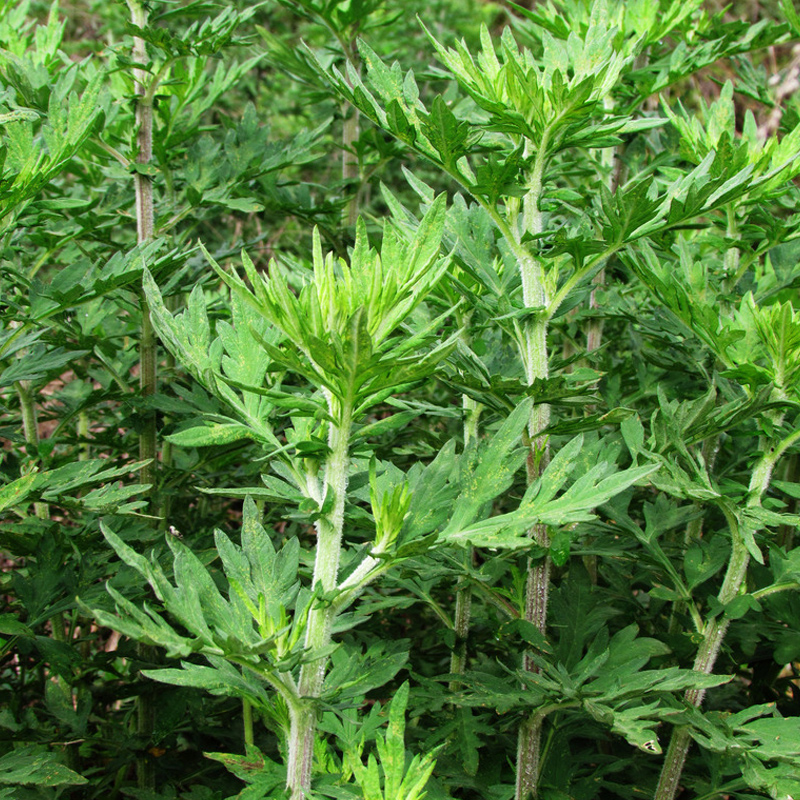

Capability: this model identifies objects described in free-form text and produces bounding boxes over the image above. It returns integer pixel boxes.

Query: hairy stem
[128,0,157,789]
[516,137,552,800]
[654,538,749,800]
[653,438,787,800]
[128,0,157,487]
[517,715,543,799]
[287,401,353,799]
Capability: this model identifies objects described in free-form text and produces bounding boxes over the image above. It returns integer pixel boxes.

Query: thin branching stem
[16,379,80,770]
[449,393,482,692]
[243,699,254,748]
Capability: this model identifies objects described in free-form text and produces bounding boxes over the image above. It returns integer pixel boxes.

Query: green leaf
[419,95,476,171]
[443,398,532,537]
[772,480,800,500]
[166,422,254,447]
[322,640,408,702]
[353,681,439,800]
[0,745,87,786]
[0,345,88,386]
[0,615,32,636]
[0,473,38,512]
[352,410,421,444]
[204,745,286,794]
[684,537,728,590]
[220,197,265,213]
[39,459,151,499]
[783,0,800,35]
[128,162,159,178]
[400,440,459,544]
[621,415,645,460]
[0,109,39,124]
[143,657,272,709]
[725,594,761,620]
[549,530,571,567]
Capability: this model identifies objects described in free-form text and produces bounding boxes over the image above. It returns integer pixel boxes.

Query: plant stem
[667,428,719,633]
[77,408,90,462]
[449,568,473,688]
[159,297,178,530]
[139,298,157,490]
[16,380,49,521]
[653,437,787,800]
[287,400,353,799]
[342,102,359,227]
[449,395,482,691]
[127,1,157,789]
[338,37,360,227]
[752,581,800,600]
[127,0,157,491]
[654,534,749,800]
[584,105,620,361]
[722,204,740,296]
[516,138,552,800]
[16,379,80,770]
[243,699,254,748]
[777,453,798,550]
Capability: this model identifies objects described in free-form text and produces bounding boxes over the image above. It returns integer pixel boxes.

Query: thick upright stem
[654,441,783,800]
[516,137,552,800]
[130,0,157,487]
[128,0,157,485]
[654,541,749,800]
[287,403,353,799]
[516,399,550,800]
[517,714,543,799]
[128,2,157,789]
[131,7,154,245]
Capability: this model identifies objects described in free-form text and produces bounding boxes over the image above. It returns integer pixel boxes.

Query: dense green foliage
[3,1,800,799]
